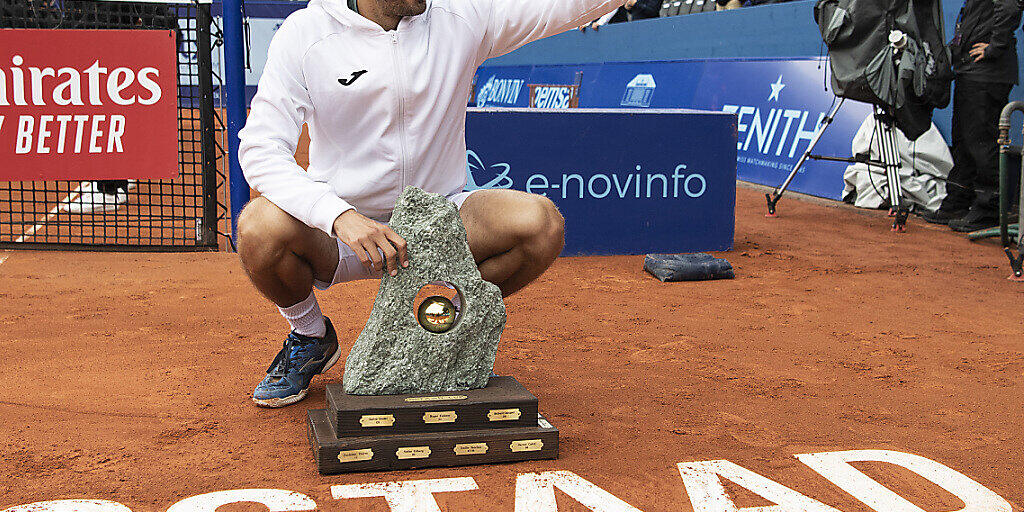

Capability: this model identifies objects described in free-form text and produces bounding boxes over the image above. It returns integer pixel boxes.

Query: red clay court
[3,0,1023,510]
[2,185,1022,511]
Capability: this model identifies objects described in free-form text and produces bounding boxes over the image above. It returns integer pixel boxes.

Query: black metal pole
[998,101,1024,278]
[197,2,219,248]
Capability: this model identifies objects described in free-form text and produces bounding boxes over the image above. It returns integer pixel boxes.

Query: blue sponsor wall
[483,0,1024,144]
[466,109,737,255]
[474,58,872,200]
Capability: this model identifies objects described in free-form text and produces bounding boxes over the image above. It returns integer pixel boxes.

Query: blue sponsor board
[475,73,529,108]
[466,108,736,256]
[473,58,871,200]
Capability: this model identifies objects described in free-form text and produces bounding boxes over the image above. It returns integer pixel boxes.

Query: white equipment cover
[842,113,952,211]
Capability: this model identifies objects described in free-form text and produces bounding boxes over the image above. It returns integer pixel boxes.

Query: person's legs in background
[949,80,1013,232]
[60,180,131,214]
[924,79,975,224]
[96,180,130,197]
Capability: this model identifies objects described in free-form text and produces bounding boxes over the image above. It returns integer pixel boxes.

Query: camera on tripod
[765,0,953,231]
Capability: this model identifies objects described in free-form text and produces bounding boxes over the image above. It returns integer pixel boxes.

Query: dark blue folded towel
[644,253,734,282]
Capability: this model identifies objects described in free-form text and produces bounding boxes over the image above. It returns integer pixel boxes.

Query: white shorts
[313,189,479,290]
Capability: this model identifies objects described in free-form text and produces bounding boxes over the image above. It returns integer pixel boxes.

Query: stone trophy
[307,187,558,474]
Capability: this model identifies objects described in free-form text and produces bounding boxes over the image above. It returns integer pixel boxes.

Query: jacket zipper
[390,32,409,192]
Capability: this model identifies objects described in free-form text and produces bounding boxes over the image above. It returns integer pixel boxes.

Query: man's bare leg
[459,189,565,297]
[236,196,341,308]
[237,197,350,407]
[239,190,563,302]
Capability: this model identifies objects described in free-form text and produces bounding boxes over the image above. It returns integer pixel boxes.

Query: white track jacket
[239,0,622,235]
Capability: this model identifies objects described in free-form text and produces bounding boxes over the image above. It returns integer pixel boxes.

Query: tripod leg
[872,111,895,216]
[885,124,908,231]
[873,114,891,214]
[889,129,909,231]
[766,98,845,216]
[1005,247,1024,281]
[874,108,907,232]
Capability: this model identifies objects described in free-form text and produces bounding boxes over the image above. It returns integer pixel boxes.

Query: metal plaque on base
[326,376,539,436]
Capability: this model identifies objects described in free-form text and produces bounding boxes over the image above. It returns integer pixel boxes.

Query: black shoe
[919,207,968,225]
[948,209,999,233]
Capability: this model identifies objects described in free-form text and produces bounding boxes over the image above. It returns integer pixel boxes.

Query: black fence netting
[0,0,227,251]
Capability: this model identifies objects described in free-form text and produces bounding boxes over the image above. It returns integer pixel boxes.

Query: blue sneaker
[252,317,340,408]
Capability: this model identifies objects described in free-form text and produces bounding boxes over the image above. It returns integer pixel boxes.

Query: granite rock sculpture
[342,186,506,395]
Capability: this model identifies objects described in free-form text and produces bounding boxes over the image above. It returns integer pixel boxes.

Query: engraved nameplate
[404,395,468,402]
[396,446,432,460]
[423,411,457,424]
[337,448,374,463]
[487,408,522,421]
[359,414,395,427]
[453,443,489,456]
[510,439,543,452]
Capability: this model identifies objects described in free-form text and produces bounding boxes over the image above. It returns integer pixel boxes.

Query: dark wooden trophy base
[308,376,558,474]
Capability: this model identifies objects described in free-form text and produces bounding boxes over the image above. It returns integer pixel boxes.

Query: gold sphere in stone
[417,295,457,333]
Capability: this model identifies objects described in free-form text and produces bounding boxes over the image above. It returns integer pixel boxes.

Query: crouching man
[236,0,620,406]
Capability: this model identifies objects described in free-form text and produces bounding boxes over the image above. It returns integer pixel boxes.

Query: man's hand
[332,209,409,276]
[624,0,638,9]
[969,43,990,63]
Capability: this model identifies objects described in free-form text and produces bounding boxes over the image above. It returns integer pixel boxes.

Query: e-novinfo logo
[466,151,707,200]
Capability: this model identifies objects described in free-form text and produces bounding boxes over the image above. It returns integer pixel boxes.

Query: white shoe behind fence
[60,181,132,214]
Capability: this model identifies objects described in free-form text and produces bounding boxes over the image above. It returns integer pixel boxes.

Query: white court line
[0,184,86,267]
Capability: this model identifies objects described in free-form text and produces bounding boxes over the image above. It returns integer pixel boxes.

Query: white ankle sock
[279,291,327,338]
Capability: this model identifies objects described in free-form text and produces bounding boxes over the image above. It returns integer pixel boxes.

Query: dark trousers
[96,180,129,195]
[943,78,1013,214]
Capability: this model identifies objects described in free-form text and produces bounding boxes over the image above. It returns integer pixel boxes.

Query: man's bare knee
[517,195,565,261]
[237,197,305,271]
[537,198,565,260]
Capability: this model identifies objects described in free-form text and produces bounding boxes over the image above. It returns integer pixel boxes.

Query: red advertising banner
[0,29,178,181]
